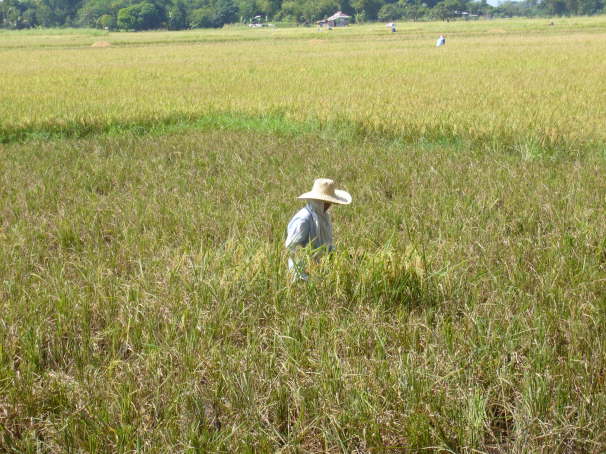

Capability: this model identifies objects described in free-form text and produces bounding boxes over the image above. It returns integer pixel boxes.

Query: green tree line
[0,0,604,30]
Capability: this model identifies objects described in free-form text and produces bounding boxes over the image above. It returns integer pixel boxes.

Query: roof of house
[326,11,351,21]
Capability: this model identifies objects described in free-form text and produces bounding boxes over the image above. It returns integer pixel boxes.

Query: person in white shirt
[436,35,446,47]
[285,178,352,280]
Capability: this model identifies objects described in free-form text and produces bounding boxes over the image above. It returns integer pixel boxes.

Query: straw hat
[298,178,352,205]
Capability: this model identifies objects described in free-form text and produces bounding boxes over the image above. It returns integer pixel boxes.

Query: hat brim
[298,189,352,205]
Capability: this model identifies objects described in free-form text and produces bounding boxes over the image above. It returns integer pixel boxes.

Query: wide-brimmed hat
[298,178,352,205]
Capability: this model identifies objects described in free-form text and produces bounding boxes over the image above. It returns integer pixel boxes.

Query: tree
[138,1,161,27]
[36,0,85,26]
[1,0,604,31]
[22,7,39,26]
[577,0,603,13]
[117,4,138,28]
[400,0,428,20]
[378,2,403,19]
[352,0,383,19]
[468,0,492,15]
[313,0,340,21]
[167,2,186,28]
[189,6,215,27]
[117,2,160,29]
[213,0,238,24]
[337,0,355,16]
[432,0,466,20]
[77,0,113,27]
[35,3,57,26]
[2,0,24,28]
[236,0,259,21]
[541,0,568,14]
[257,0,281,17]
[431,1,449,19]
[97,13,115,27]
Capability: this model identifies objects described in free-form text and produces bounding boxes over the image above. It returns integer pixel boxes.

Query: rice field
[2,18,606,151]
[1,18,606,453]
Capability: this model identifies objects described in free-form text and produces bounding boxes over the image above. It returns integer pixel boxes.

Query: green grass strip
[0,110,601,157]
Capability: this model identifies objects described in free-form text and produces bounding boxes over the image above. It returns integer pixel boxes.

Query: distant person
[285,178,352,281]
[436,35,446,47]
[392,23,397,33]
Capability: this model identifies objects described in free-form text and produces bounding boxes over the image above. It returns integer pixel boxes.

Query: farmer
[285,178,352,280]
[436,35,446,47]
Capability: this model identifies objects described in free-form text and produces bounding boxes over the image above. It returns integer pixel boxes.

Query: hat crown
[297,178,351,205]
[312,178,336,197]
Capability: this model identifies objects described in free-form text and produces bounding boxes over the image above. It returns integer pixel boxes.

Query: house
[317,11,351,27]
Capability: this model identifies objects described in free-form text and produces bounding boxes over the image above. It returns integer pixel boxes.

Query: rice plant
[1,19,606,453]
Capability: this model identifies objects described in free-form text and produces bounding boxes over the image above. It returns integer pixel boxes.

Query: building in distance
[317,11,351,28]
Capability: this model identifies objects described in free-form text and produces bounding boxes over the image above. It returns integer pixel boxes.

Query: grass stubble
[1,18,606,453]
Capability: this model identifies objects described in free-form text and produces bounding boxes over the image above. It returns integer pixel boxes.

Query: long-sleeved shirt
[285,201,334,280]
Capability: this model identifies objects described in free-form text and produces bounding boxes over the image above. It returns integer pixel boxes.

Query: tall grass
[2,129,606,451]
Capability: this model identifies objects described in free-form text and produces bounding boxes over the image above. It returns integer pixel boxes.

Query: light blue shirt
[285,201,334,280]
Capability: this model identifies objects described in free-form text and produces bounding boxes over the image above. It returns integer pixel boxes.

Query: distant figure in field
[436,35,446,47]
[285,178,352,281]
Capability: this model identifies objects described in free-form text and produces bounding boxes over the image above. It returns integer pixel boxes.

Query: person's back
[286,204,324,251]
[285,179,351,280]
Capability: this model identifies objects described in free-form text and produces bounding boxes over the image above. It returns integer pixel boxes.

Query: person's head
[298,178,352,209]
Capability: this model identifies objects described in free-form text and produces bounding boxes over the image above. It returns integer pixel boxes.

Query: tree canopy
[0,0,604,30]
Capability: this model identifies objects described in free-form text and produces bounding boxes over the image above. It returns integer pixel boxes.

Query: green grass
[1,20,606,453]
[0,27,107,36]
[0,109,528,153]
